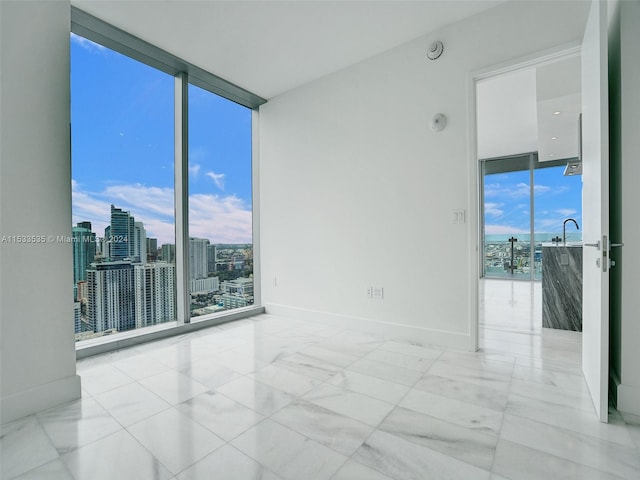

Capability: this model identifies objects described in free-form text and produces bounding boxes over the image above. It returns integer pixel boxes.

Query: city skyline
[73,207,254,338]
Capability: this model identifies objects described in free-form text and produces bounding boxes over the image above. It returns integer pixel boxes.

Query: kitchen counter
[542,244,583,331]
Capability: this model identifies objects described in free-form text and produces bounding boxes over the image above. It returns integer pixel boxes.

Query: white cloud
[556,208,577,217]
[205,171,225,190]
[70,33,106,53]
[103,184,174,218]
[485,182,531,199]
[533,184,551,194]
[72,180,252,245]
[483,183,501,198]
[189,163,201,177]
[485,224,529,235]
[72,181,113,236]
[486,181,572,201]
[485,202,504,217]
[189,194,252,244]
[536,214,581,234]
[512,183,530,198]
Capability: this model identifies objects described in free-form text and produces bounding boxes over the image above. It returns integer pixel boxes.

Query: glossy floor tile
[0,417,59,479]
[176,444,283,480]
[175,390,264,441]
[353,429,491,480]
[270,399,373,456]
[2,279,639,479]
[62,429,173,480]
[36,397,123,455]
[231,419,347,480]
[127,408,225,475]
[379,406,498,470]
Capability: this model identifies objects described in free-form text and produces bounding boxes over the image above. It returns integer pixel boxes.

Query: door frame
[467,43,582,351]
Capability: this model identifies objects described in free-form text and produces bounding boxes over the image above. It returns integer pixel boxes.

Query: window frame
[72,7,266,355]
[71,8,266,109]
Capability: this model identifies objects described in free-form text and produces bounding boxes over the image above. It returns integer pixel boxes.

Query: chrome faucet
[563,218,580,243]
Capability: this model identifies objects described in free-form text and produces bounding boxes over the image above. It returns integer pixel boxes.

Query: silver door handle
[584,241,600,250]
[609,242,623,269]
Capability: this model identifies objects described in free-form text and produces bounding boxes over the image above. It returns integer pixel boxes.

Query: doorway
[476,57,583,285]
[473,51,586,377]
[472,1,616,424]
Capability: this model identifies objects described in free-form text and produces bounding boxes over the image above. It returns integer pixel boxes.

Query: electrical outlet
[367,287,373,299]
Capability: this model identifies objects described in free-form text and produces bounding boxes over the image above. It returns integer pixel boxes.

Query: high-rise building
[160,243,175,263]
[221,277,254,296]
[101,226,110,259]
[76,221,92,231]
[147,238,158,262]
[76,280,88,303]
[109,205,134,261]
[73,302,81,334]
[207,244,217,274]
[134,262,175,328]
[221,293,251,310]
[220,277,253,310]
[190,276,219,294]
[72,222,96,291]
[133,221,146,264]
[189,237,209,280]
[87,261,135,332]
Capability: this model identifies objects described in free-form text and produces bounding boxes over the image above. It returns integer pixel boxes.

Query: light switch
[453,210,466,224]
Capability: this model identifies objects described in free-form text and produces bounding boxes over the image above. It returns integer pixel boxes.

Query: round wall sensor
[427,41,444,60]
[430,113,447,132]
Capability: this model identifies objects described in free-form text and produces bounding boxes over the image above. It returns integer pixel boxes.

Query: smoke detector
[427,41,444,60]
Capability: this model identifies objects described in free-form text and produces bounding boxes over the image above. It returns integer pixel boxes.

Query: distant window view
[482,155,582,280]
[188,83,253,318]
[71,34,253,341]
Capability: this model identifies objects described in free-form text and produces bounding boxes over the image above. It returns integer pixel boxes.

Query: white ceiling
[72,0,506,99]
[536,56,582,162]
[477,68,538,160]
[477,55,582,162]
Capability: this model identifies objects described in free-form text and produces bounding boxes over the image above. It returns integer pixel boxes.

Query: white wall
[1,0,80,423]
[617,0,640,416]
[259,1,589,349]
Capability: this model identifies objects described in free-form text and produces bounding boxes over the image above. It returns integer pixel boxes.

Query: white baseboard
[618,382,640,416]
[1,374,81,425]
[265,303,474,351]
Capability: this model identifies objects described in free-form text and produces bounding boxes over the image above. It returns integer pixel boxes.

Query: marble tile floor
[2,281,640,479]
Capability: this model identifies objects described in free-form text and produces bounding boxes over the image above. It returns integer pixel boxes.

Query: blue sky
[484,166,582,237]
[71,33,252,246]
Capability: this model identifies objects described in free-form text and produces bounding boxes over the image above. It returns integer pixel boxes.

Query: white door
[581,0,610,423]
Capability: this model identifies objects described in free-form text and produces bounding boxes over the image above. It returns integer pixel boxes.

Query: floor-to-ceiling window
[71,34,176,339]
[188,84,253,318]
[482,154,533,280]
[70,10,263,342]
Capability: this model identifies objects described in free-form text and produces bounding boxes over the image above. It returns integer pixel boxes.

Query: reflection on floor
[2,283,640,479]
[480,278,580,364]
